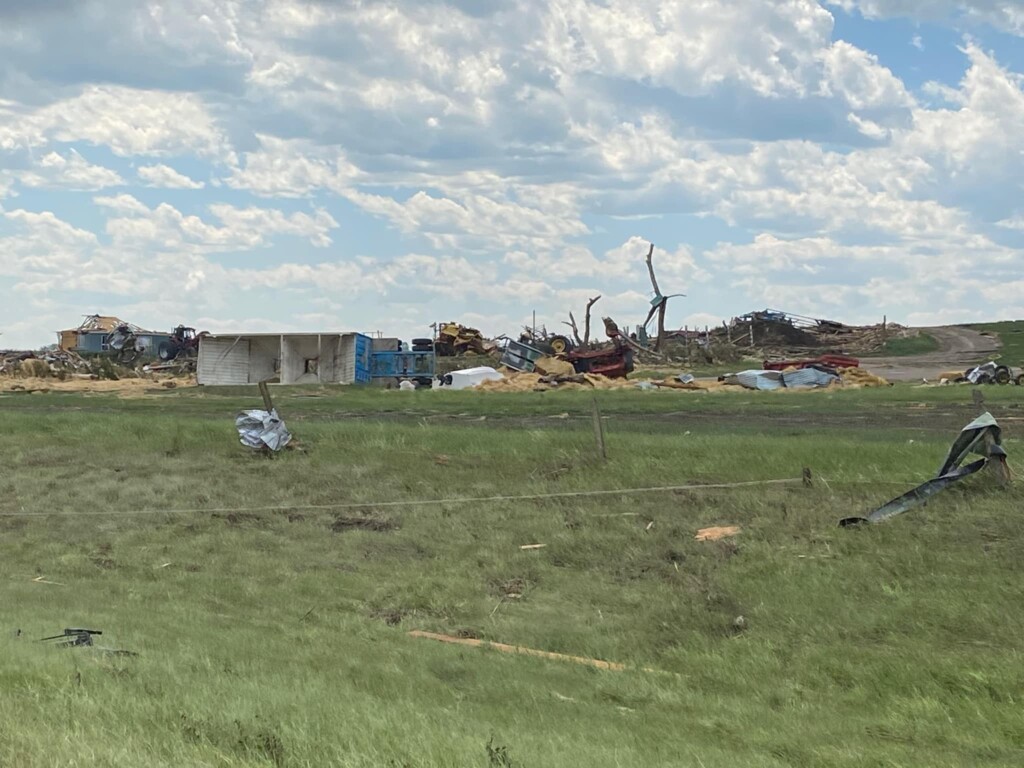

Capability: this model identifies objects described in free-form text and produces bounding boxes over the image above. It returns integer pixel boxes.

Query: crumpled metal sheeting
[780,367,840,389]
[724,368,839,390]
[937,412,1002,477]
[727,370,784,390]
[841,411,1007,527]
[236,409,292,452]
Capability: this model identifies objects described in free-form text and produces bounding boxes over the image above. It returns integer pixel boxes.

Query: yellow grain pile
[839,367,890,388]
[475,372,640,392]
[0,376,198,396]
[534,356,575,376]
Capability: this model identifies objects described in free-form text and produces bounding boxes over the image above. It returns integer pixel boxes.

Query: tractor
[158,326,205,362]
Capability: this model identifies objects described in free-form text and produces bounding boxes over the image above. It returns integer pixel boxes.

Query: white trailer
[197,333,372,386]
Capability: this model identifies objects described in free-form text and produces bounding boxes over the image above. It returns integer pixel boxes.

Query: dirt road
[862,326,1000,382]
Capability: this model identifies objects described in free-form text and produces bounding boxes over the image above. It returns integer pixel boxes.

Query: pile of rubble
[1,347,196,395]
[711,309,912,357]
[1,349,93,377]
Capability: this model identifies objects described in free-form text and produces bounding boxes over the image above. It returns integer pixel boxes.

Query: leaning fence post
[591,397,607,462]
[259,380,276,414]
[972,388,985,415]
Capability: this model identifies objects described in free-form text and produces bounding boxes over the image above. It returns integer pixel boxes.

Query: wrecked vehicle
[962,362,1019,385]
[158,326,205,362]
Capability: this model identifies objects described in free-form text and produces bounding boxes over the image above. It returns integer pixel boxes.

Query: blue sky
[1,0,1023,348]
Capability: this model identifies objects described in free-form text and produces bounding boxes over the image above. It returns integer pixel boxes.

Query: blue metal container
[370,349,434,382]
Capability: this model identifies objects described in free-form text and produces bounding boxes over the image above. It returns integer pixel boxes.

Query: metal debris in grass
[38,628,138,656]
[841,411,1010,526]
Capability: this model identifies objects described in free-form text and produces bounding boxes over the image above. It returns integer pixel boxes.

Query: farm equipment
[565,343,635,379]
[762,354,860,372]
[518,328,575,356]
[158,325,204,362]
[963,362,1015,385]
[433,322,493,356]
[104,324,144,364]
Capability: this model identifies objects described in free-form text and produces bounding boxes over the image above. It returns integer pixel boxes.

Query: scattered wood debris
[408,630,627,671]
[694,526,742,542]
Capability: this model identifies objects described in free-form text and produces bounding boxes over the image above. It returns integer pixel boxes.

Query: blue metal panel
[354,334,373,383]
[76,332,106,353]
[370,350,434,379]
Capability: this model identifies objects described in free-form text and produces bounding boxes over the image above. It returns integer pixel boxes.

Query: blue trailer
[370,348,435,386]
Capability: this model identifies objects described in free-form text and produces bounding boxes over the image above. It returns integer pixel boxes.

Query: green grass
[1,386,1023,766]
[878,332,940,356]
[967,321,1024,364]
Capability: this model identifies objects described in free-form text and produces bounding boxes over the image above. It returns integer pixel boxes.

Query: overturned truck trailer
[197,332,372,385]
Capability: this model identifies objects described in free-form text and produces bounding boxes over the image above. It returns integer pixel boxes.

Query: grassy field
[967,321,1024,364]
[878,333,939,356]
[2,384,1024,767]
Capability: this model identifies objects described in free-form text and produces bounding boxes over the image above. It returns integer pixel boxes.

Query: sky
[1,0,1023,349]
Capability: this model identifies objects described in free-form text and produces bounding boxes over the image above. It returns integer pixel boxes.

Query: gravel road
[862,326,1000,382]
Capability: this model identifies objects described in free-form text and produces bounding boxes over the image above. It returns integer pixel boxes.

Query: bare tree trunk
[644,242,659,295]
[564,313,582,346]
[644,243,668,352]
[582,295,601,349]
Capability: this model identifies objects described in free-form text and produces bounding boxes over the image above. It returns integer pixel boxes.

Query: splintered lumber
[408,630,626,671]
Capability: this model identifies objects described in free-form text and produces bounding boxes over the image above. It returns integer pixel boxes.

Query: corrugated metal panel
[353,334,371,383]
[730,370,784,390]
[338,335,356,383]
[198,337,250,385]
[781,368,839,389]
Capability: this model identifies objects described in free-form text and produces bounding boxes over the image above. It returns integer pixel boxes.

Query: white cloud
[92,194,338,250]
[829,1,1024,36]
[12,149,124,191]
[0,86,231,160]
[137,164,205,189]
[997,213,1024,230]
[344,188,589,251]
[819,41,914,110]
[225,135,360,197]
[1,1,1024,348]
[536,0,835,98]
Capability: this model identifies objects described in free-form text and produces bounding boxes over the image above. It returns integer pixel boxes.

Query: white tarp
[445,366,505,390]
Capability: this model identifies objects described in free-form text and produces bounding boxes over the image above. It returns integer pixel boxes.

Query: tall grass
[1,388,1022,766]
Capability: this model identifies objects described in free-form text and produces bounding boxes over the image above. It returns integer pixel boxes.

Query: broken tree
[564,295,602,350]
[640,242,684,352]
